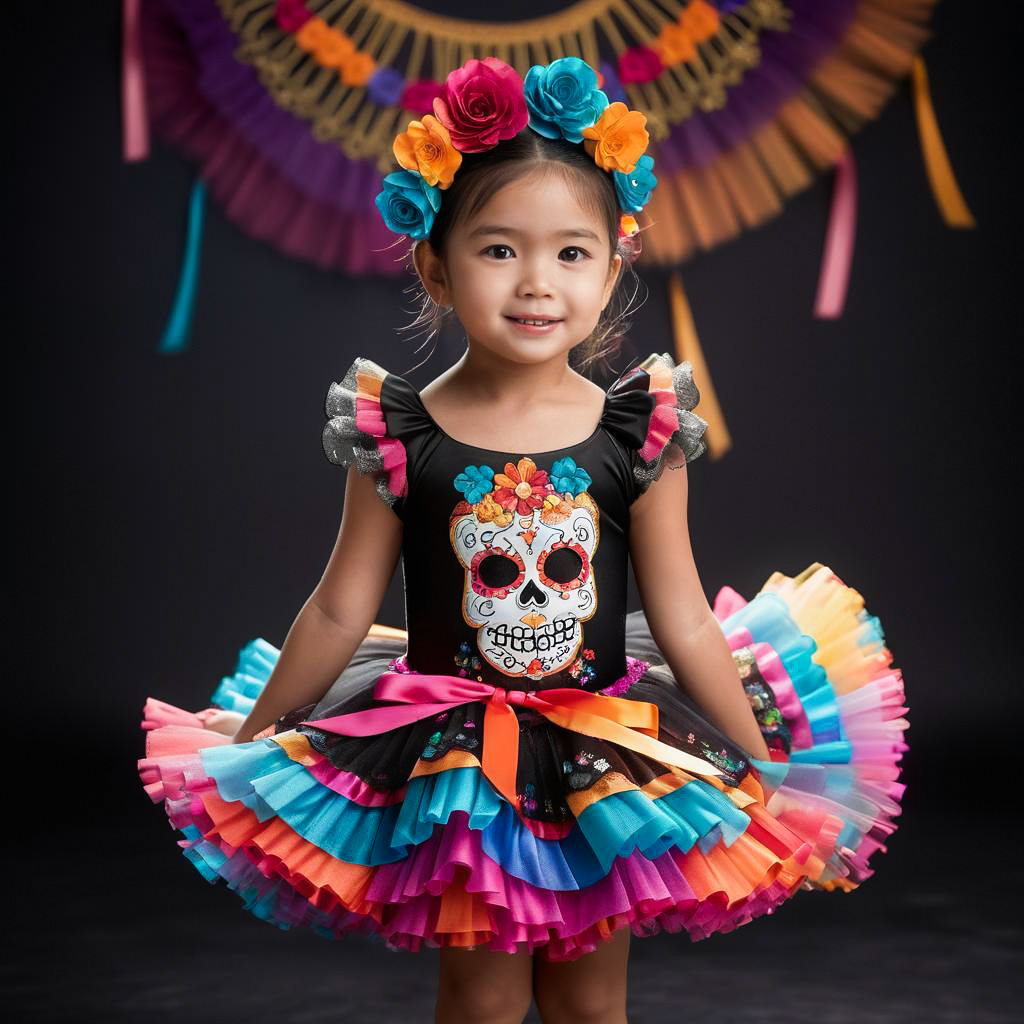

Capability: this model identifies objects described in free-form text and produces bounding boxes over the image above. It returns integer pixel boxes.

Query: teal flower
[613,154,657,213]
[524,57,609,145]
[453,464,495,503]
[374,170,441,239]
[550,456,592,496]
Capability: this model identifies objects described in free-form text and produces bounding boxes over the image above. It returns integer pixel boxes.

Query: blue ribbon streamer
[158,176,207,353]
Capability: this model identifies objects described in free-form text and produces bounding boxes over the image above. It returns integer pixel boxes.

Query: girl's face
[419,167,622,365]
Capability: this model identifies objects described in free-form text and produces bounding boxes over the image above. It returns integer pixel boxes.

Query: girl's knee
[533,931,630,1024]
[534,977,627,1023]
[437,971,532,1023]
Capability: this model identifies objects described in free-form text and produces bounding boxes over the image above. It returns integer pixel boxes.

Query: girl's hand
[197,708,247,737]
[232,724,276,745]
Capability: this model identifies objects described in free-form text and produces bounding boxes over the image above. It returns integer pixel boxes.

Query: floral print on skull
[449,456,599,679]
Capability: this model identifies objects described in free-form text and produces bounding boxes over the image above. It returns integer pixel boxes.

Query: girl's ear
[602,253,624,310]
[413,241,452,307]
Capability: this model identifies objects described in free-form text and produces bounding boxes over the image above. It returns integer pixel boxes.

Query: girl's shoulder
[602,352,709,499]
[321,355,437,512]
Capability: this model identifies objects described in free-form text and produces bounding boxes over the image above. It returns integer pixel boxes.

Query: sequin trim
[597,655,650,696]
[629,352,708,497]
[322,356,408,508]
[387,652,649,696]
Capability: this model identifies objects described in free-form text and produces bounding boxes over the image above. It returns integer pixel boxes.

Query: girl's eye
[481,244,591,262]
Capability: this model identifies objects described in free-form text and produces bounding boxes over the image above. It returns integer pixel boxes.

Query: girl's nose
[517,261,554,298]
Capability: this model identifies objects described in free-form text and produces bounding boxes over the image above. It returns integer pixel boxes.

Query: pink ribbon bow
[299,670,722,808]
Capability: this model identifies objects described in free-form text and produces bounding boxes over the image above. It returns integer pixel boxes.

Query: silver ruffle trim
[633,354,709,496]
[321,356,402,509]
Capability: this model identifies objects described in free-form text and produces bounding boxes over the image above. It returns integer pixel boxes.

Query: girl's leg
[435,945,535,1024]
[532,926,631,1024]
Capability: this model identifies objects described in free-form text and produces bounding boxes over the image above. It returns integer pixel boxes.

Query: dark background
[13,1,1017,1020]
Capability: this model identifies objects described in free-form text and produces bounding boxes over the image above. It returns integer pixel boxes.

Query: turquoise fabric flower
[374,170,441,240]
[453,464,495,504]
[613,154,657,213]
[550,457,592,496]
[524,58,609,145]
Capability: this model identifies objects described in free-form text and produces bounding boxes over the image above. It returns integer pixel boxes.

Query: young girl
[140,57,908,1024]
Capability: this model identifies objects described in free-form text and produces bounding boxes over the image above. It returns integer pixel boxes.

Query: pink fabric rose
[401,78,443,114]
[275,0,312,33]
[617,45,663,86]
[432,57,529,153]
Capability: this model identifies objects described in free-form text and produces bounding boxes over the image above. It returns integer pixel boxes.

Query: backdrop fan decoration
[126,0,972,459]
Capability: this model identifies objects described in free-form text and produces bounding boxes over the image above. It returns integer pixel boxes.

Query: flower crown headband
[375,56,657,250]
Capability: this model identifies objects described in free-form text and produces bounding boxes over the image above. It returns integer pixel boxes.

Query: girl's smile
[504,315,564,335]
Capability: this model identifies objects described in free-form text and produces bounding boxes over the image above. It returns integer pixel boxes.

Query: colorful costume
[138,351,908,960]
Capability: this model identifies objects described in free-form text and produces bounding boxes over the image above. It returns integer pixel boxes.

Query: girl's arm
[629,463,772,761]
[231,466,403,743]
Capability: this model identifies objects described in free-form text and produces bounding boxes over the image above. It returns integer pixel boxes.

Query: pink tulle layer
[140,703,807,960]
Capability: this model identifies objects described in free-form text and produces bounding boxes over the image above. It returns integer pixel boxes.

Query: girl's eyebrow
[468,225,601,241]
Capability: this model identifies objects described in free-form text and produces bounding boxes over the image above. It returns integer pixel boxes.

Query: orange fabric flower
[539,492,574,524]
[493,458,551,515]
[655,23,696,65]
[680,0,720,41]
[581,102,650,175]
[476,492,514,527]
[341,51,377,87]
[619,214,639,237]
[313,27,355,71]
[393,114,463,189]
[294,18,364,79]
[295,17,332,54]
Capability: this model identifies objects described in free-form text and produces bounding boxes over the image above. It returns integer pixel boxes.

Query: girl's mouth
[505,316,563,334]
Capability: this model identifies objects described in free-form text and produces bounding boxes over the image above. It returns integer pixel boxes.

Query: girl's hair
[398,131,646,376]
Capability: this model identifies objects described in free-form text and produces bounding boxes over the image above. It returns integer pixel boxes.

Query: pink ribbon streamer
[814,148,857,319]
[122,0,150,161]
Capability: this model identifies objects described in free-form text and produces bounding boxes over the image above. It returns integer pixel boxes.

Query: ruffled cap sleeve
[604,352,709,499]
[322,356,433,512]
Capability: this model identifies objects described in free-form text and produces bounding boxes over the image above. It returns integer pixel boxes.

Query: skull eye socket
[478,552,521,588]
[538,542,588,592]
[471,547,525,598]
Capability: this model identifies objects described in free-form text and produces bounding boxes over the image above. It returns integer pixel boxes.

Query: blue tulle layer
[210,638,279,715]
[199,741,753,890]
[720,592,853,763]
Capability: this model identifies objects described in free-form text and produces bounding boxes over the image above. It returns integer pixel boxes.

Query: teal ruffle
[720,592,852,762]
[210,638,279,715]
[199,741,753,891]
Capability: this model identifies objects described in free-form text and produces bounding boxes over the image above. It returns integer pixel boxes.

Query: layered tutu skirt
[138,563,908,961]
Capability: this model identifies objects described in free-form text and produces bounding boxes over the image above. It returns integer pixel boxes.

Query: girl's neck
[445,345,578,405]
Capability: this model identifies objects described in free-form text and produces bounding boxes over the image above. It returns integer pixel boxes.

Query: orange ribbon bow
[299,671,722,807]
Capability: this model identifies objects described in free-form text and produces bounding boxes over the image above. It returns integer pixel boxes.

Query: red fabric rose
[275,0,312,33]
[401,79,443,114]
[617,45,663,86]
[432,57,529,153]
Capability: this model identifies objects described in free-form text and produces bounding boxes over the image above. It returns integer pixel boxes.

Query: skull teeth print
[485,617,578,654]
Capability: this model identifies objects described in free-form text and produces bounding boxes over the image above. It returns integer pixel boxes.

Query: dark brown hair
[397,131,645,376]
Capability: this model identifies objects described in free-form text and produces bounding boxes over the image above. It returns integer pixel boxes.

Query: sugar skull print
[449,456,599,680]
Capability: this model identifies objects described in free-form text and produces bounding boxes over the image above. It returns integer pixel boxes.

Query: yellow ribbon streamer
[911,56,975,229]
